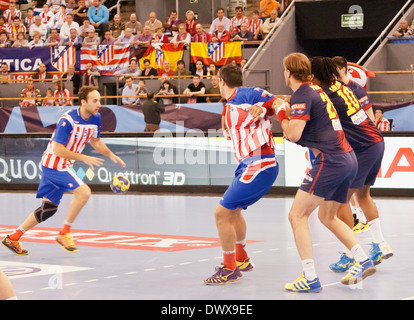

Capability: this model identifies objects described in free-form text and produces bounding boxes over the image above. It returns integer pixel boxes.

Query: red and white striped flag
[80,45,130,76]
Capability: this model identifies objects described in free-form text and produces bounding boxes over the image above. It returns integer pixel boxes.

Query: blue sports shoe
[340,258,376,285]
[285,273,322,293]
[369,243,383,265]
[329,252,355,273]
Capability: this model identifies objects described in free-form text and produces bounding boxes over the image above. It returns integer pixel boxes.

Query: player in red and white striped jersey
[2,86,126,255]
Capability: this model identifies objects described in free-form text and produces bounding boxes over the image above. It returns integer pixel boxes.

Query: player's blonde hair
[283,53,312,82]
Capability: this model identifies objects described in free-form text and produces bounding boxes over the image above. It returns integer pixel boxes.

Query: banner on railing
[80,44,130,76]
[138,43,184,73]
[0,46,80,80]
[190,42,242,66]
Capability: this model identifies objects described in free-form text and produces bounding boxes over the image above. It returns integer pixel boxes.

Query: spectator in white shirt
[79,17,95,38]
[122,76,139,105]
[47,0,67,14]
[209,8,231,34]
[29,15,48,40]
[60,13,79,40]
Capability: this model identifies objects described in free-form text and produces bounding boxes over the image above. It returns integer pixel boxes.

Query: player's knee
[34,200,58,223]
[75,185,91,202]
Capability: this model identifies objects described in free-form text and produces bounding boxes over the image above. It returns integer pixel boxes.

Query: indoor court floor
[0,191,413,301]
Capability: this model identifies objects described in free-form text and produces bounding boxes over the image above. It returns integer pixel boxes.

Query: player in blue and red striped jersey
[204,65,279,285]
[2,86,125,255]
[311,56,393,271]
[278,53,375,293]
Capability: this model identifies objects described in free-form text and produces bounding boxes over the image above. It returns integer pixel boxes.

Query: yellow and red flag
[139,43,184,72]
[190,42,242,66]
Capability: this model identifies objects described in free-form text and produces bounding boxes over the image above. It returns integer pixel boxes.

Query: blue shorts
[351,140,384,189]
[37,166,84,205]
[300,151,357,203]
[219,155,279,210]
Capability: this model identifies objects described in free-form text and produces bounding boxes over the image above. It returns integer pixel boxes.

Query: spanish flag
[139,43,184,72]
[190,42,242,66]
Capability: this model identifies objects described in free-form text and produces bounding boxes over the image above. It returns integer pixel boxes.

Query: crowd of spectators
[0,0,291,107]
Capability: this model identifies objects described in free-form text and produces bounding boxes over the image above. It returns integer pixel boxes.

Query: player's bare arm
[53,141,104,170]
[90,137,126,168]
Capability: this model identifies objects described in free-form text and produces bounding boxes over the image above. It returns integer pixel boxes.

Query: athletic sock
[350,244,369,262]
[302,259,317,280]
[9,226,25,241]
[223,250,236,270]
[60,221,72,235]
[368,218,385,244]
[235,239,248,262]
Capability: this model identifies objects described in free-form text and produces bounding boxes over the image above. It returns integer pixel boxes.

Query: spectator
[115,58,141,80]
[21,78,42,106]
[28,31,44,48]
[54,81,73,106]
[47,0,66,14]
[109,14,124,39]
[24,8,36,30]
[0,31,11,47]
[60,13,79,39]
[260,9,279,38]
[206,62,218,77]
[240,57,248,68]
[44,28,62,46]
[87,0,109,36]
[42,88,56,106]
[52,4,67,30]
[40,3,55,30]
[3,1,21,25]
[209,8,231,34]
[392,18,413,37]
[206,75,223,103]
[7,16,26,42]
[151,27,169,44]
[101,0,118,20]
[82,62,100,86]
[174,59,191,77]
[121,76,139,105]
[230,6,249,35]
[163,9,181,37]
[141,58,158,78]
[157,73,178,103]
[62,64,81,95]
[32,63,52,82]
[156,80,175,105]
[71,0,88,26]
[29,15,47,40]
[171,23,191,47]
[192,23,212,43]
[79,17,95,38]
[115,27,135,47]
[211,22,230,42]
[100,29,115,45]
[62,27,82,48]
[259,0,279,21]
[20,90,37,107]
[231,22,254,41]
[0,62,12,84]
[135,79,149,103]
[125,13,142,35]
[0,16,7,33]
[185,10,197,37]
[131,25,152,60]
[82,29,100,47]
[158,60,174,77]
[11,31,28,47]
[183,75,206,103]
[374,108,391,131]
[249,10,263,40]
[192,59,207,77]
[141,91,164,132]
[144,11,162,34]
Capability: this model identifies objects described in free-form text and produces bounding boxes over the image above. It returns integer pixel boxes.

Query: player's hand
[82,155,104,170]
[248,105,266,120]
[222,128,231,140]
[110,154,126,168]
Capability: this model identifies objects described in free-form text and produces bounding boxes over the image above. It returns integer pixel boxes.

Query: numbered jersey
[289,82,352,154]
[324,81,383,152]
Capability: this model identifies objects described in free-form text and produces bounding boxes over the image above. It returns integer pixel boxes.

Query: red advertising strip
[0,225,260,252]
